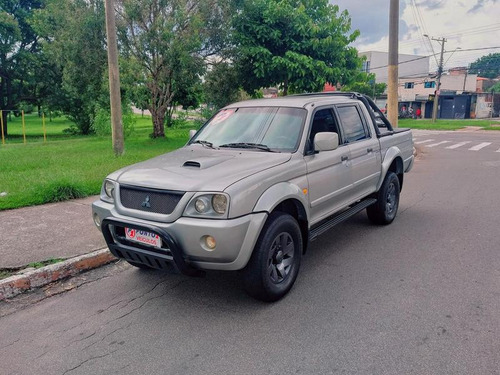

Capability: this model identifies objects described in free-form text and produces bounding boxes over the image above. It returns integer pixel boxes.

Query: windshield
[191,107,307,152]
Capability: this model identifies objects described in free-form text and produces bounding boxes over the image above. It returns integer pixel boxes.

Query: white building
[399,73,477,102]
[359,51,430,84]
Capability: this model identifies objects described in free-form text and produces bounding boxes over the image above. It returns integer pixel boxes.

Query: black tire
[367,171,400,225]
[126,260,154,270]
[243,212,302,302]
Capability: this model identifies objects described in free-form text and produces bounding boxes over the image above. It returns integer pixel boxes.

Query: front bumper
[92,200,268,272]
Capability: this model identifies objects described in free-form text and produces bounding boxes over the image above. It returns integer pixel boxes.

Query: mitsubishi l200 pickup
[92,92,414,301]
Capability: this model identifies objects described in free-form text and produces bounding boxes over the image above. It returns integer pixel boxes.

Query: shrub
[40,181,86,203]
[171,111,189,128]
[19,102,35,114]
[92,105,136,137]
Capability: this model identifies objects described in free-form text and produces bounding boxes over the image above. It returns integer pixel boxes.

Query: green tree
[204,62,241,110]
[32,0,107,134]
[118,0,231,137]
[342,72,386,98]
[232,0,360,96]
[165,55,204,127]
[0,0,44,135]
[488,81,500,93]
[469,53,500,79]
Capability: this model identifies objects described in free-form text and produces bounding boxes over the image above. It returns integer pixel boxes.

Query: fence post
[42,112,47,143]
[0,110,4,145]
[22,110,26,144]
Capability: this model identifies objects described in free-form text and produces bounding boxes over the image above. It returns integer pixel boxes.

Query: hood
[113,145,292,192]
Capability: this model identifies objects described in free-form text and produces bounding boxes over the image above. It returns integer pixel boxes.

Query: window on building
[404,82,414,89]
[361,60,371,73]
[424,81,436,88]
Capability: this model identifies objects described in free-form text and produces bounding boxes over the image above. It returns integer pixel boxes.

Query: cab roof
[224,92,364,109]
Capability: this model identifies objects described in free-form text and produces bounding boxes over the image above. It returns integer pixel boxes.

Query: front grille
[119,185,184,215]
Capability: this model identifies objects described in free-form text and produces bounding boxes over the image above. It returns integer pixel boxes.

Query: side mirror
[189,129,197,140]
[314,132,339,152]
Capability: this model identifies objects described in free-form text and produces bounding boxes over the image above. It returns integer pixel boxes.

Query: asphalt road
[1,130,500,375]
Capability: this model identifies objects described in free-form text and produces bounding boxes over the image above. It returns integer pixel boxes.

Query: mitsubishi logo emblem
[141,195,151,208]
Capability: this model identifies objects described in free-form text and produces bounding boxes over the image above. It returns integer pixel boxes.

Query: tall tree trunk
[150,107,165,137]
[1,110,7,138]
[147,77,173,138]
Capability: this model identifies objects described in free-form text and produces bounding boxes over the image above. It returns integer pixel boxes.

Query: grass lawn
[2,113,79,142]
[0,113,198,210]
[398,118,500,131]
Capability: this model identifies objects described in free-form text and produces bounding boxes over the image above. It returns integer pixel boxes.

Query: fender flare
[378,146,403,191]
[253,182,310,222]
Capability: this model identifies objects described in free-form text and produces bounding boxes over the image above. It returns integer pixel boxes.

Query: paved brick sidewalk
[0,196,106,268]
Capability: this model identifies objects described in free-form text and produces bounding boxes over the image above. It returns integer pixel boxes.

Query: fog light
[93,213,101,228]
[204,235,216,250]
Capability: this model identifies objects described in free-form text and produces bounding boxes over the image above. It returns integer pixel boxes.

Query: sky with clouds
[332,0,500,72]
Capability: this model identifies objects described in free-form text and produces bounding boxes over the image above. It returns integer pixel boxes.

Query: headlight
[104,180,115,198]
[195,197,210,213]
[184,193,230,218]
[212,194,227,214]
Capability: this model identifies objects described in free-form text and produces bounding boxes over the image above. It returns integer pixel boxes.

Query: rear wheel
[367,171,400,225]
[243,212,302,302]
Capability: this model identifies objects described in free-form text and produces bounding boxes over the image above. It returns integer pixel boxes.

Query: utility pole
[463,67,468,92]
[428,36,446,123]
[387,0,399,128]
[104,0,124,156]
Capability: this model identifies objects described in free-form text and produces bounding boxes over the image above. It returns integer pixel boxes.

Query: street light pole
[426,35,447,123]
[104,0,124,156]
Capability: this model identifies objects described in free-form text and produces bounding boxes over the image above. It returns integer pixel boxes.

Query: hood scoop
[183,161,201,168]
[181,156,234,170]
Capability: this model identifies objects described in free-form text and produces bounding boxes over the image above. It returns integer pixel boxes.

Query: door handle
[341,155,349,161]
[367,148,373,153]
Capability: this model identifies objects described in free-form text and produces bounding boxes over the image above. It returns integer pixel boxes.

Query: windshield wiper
[219,142,278,152]
[191,140,214,149]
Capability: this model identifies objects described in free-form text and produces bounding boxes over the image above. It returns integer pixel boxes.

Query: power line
[398,23,500,51]
[367,46,500,71]
[412,0,438,64]
[399,23,500,45]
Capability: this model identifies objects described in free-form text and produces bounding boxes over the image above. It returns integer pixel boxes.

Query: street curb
[0,248,115,301]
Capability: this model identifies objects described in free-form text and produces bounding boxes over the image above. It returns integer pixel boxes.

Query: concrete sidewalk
[0,196,106,269]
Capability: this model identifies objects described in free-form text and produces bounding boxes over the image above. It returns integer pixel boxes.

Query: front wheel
[367,171,400,225]
[243,212,302,302]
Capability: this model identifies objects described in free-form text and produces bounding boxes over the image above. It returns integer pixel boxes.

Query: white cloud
[332,0,500,72]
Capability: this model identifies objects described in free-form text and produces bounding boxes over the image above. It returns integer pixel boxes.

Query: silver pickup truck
[92,92,414,301]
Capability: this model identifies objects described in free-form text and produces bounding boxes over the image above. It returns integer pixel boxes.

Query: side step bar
[309,198,377,241]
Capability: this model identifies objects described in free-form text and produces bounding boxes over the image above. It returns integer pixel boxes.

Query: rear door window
[336,105,368,144]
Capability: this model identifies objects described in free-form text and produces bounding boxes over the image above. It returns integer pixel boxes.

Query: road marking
[469,142,491,151]
[426,141,451,148]
[414,139,434,145]
[446,141,471,149]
